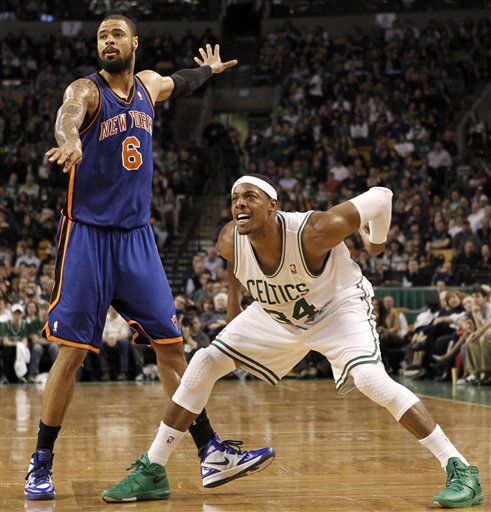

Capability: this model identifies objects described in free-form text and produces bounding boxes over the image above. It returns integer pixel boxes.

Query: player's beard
[98,51,133,74]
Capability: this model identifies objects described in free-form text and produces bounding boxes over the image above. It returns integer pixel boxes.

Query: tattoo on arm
[55,79,99,145]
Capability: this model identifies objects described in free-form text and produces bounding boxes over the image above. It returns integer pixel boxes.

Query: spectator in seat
[427,141,452,191]
[460,286,491,385]
[475,243,491,272]
[467,199,487,234]
[414,290,466,380]
[374,295,407,375]
[476,209,491,245]
[0,297,12,323]
[99,307,131,382]
[402,258,429,287]
[203,247,224,280]
[432,314,475,382]
[202,114,226,169]
[452,219,481,254]
[183,254,205,298]
[201,292,227,339]
[431,260,457,287]
[29,303,58,382]
[1,303,31,383]
[426,218,451,252]
[191,270,213,307]
[453,240,481,285]
[181,313,210,362]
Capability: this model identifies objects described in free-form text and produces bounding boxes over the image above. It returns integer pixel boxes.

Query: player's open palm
[194,44,237,74]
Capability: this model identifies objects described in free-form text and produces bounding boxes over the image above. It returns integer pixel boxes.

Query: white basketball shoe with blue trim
[200,434,275,488]
[25,449,55,500]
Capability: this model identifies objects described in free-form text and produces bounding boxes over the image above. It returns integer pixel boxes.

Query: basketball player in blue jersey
[24,15,274,503]
[115,175,483,509]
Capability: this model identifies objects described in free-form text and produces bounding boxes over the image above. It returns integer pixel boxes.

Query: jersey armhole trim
[297,211,318,278]
[268,213,286,278]
[135,75,155,117]
[233,226,239,275]
[79,77,102,136]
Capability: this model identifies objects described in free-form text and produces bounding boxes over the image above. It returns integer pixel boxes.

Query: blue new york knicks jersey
[44,73,182,351]
[64,72,154,229]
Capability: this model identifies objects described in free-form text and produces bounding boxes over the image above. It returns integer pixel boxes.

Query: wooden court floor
[1,378,490,512]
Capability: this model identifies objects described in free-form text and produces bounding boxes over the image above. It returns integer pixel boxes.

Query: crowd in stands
[2,14,491,386]
[0,0,216,22]
[1,0,485,22]
[86,0,218,21]
[246,16,491,289]
[269,0,489,18]
[0,1,69,21]
[381,285,491,386]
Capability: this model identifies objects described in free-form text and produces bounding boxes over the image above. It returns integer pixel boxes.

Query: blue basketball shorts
[42,216,182,352]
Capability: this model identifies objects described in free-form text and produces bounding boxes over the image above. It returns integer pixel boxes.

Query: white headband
[231,176,277,200]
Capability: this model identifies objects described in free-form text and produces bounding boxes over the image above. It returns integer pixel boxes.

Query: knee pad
[172,346,235,414]
[351,363,419,421]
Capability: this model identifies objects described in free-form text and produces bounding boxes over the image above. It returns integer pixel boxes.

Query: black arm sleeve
[170,66,213,98]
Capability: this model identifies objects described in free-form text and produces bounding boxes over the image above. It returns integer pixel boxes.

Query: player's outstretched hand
[46,141,82,173]
[194,44,238,74]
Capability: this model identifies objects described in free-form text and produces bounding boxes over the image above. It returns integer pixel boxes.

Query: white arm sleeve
[349,187,393,244]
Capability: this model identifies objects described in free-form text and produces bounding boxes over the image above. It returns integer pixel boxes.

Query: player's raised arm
[46,78,99,173]
[304,187,393,255]
[138,43,238,103]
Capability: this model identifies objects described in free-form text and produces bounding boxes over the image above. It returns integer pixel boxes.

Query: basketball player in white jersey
[106,174,482,508]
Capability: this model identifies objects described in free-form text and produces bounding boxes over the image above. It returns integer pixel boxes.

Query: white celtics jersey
[233,211,363,328]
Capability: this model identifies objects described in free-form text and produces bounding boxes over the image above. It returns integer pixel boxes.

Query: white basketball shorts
[212,276,382,394]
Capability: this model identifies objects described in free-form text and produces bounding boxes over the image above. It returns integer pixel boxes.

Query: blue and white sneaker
[25,449,55,500]
[200,434,275,488]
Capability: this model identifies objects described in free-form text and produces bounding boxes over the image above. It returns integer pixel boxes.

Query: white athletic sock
[419,425,469,469]
[147,422,186,467]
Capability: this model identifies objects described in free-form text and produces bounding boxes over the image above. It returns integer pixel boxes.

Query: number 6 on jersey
[122,136,142,170]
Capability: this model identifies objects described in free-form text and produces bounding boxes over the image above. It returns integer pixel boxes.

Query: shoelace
[126,457,146,472]
[115,457,148,488]
[26,463,52,483]
[446,466,468,491]
[220,439,244,454]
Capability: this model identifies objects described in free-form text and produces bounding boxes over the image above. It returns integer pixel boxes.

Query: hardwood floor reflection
[1,379,490,511]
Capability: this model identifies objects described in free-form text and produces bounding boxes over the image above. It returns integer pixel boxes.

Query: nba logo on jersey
[137,91,143,101]
[171,315,178,329]
[290,264,297,274]
[53,321,59,332]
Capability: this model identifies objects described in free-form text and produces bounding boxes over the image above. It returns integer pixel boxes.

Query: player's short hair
[100,14,137,37]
